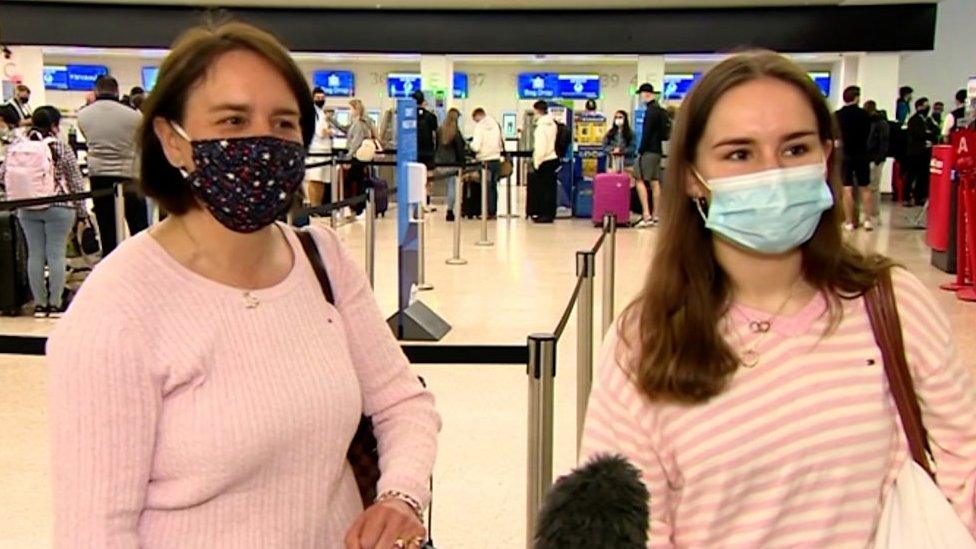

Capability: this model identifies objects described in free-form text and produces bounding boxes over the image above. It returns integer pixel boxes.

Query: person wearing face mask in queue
[305,86,333,207]
[47,22,440,549]
[581,51,976,547]
[4,84,33,128]
[904,97,941,207]
[603,110,650,222]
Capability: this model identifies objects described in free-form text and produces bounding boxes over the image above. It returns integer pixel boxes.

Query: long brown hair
[439,108,461,146]
[621,51,890,404]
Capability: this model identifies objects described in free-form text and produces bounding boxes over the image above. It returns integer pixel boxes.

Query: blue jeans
[486,160,501,216]
[18,206,74,308]
[446,175,458,211]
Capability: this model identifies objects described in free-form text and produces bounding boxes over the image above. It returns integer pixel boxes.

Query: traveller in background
[905,97,940,207]
[0,104,18,160]
[4,84,33,128]
[835,85,873,231]
[895,85,913,126]
[342,98,379,212]
[946,89,967,135]
[0,106,86,318]
[47,22,439,549]
[77,75,148,256]
[864,101,890,227]
[412,91,438,169]
[584,99,598,113]
[435,108,467,222]
[603,110,637,171]
[470,107,504,219]
[582,49,976,548]
[932,101,946,140]
[634,83,667,228]
[128,87,147,111]
[531,100,558,223]
[305,86,333,207]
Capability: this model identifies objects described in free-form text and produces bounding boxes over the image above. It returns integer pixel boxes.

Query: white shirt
[310,107,333,153]
[533,113,558,169]
[470,116,503,162]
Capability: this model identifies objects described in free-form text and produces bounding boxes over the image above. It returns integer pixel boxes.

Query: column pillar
[420,55,453,112]
[636,55,665,96]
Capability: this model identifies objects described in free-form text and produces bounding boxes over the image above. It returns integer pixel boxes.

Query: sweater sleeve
[311,226,441,505]
[580,325,676,548]
[892,269,976,534]
[47,304,161,548]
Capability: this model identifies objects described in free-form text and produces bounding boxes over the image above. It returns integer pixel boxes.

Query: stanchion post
[476,162,493,246]
[576,251,595,453]
[417,198,433,291]
[365,187,376,289]
[114,182,126,247]
[526,332,556,549]
[601,214,617,337]
[446,167,468,265]
[330,155,340,228]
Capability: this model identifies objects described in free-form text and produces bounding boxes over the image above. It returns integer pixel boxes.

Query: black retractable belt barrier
[0,187,115,212]
[0,334,528,365]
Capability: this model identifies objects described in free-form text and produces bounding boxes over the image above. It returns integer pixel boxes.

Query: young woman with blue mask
[582,51,976,546]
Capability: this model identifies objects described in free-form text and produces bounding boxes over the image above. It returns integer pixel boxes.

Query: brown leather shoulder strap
[296,229,335,306]
[864,268,934,478]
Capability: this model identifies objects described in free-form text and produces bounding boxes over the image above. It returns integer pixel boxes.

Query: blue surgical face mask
[692,163,834,255]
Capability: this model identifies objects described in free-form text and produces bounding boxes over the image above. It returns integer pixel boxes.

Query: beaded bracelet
[376,490,425,525]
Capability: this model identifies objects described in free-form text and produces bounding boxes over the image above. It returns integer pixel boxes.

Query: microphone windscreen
[534,454,649,549]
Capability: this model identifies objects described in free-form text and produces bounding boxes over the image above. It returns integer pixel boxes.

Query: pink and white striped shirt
[582,269,976,548]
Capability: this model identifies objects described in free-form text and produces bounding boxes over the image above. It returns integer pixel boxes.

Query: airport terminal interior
[1,0,975,547]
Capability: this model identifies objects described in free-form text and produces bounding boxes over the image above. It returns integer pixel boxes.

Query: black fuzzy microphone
[534,454,649,549]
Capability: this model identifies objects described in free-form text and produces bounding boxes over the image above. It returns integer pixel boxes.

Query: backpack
[661,110,673,141]
[3,136,62,209]
[554,121,572,158]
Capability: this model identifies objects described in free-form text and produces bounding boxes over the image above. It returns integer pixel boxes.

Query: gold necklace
[732,277,802,368]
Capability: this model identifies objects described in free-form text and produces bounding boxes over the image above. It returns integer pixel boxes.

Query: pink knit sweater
[47,224,440,548]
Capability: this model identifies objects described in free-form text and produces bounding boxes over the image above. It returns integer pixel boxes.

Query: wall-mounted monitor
[518,73,559,100]
[313,70,355,97]
[662,73,702,101]
[453,72,469,99]
[388,73,422,98]
[43,64,109,91]
[558,74,600,100]
[809,72,831,97]
[142,66,159,91]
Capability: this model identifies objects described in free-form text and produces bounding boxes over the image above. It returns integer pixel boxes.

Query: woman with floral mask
[47,22,439,549]
[582,51,976,546]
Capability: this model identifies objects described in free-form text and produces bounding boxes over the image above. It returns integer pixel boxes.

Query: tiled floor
[0,195,972,548]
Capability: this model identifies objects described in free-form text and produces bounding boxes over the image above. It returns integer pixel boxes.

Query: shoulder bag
[866,269,976,548]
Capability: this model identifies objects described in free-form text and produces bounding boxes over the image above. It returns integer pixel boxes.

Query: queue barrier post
[601,214,617,337]
[365,187,377,288]
[446,167,468,266]
[114,183,126,247]
[576,250,596,453]
[476,163,493,247]
[526,332,556,548]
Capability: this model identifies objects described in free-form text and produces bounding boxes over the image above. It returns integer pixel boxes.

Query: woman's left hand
[345,500,426,549]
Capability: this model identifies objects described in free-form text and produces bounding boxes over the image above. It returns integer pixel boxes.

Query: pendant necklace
[733,276,802,368]
[177,219,260,310]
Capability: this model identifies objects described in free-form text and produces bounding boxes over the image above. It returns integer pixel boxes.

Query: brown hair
[138,21,315,215]
[620,51,890,404]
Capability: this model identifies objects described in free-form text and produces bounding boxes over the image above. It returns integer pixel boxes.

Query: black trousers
[905,152,931,205]
[529,159,559,221]
[90,176,149,256]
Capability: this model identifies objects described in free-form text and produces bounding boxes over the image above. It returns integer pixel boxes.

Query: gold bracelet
[376,490,425,525]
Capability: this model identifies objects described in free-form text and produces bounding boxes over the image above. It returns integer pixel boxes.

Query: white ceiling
[28,0,937,9]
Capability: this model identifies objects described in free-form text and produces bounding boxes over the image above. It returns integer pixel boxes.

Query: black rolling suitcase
[461,173,482,219]
[0,211,31,315]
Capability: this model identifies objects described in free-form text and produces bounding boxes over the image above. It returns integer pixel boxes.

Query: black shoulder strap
[296,229,335,305]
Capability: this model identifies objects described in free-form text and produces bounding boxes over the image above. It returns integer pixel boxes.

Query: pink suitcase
[592,172,631,227]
